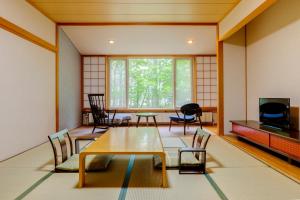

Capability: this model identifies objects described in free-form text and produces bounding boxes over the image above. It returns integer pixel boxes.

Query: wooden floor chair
[48,129,112,172]
[154,128,211,174]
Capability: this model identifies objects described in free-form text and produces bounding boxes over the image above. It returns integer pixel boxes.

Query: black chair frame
[169,103,203,135]
[48,129,73,172]
[88,94,116,133]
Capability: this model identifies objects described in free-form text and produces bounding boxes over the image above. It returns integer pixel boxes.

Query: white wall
[0,1,56,161]
[246,0,300,127]
[59,28,81,130]
[0,29,55,161]
[223,28,246,134]
[0,0,56,45]
[219,0,272,40]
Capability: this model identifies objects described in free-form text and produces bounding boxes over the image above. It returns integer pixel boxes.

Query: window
[109,57,193,109]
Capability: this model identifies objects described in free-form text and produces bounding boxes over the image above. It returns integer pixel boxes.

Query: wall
[219,0,276,40]
[0,1,56,161]
[246,0,300,127]
[59,28,81,130]
[223,28,246,134]
[0,0,56,45]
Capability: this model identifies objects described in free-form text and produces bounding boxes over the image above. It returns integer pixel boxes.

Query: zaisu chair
[48,129,112,172]
[153,128,211,174]
[178,128,211,174]
[169,103,203,135]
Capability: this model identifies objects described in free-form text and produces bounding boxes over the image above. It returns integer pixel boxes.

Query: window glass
[109,59,126,108]
[128,58,173,108]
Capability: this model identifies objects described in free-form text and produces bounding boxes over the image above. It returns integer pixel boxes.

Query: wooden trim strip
[82,54,216,57]
[58,22,217,26]
[82,107,217,113]
[0,17,56,52]
[216,24,224,136]
[245,25,248,121]
[55,25,59,131]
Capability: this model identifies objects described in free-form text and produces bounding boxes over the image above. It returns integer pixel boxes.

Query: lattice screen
[196,56,217,107]
[83,56,106,108]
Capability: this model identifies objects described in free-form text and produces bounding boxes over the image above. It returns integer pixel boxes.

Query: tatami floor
[0,126,299,200]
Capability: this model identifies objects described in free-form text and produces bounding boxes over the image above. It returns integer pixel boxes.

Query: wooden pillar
[217,25,224,136]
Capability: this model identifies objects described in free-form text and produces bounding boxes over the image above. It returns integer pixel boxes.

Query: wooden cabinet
[231,120,300,162]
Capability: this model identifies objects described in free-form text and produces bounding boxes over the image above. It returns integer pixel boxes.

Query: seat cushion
[56,154,113,172]
[153,149,199,168]
[169,115,195,121]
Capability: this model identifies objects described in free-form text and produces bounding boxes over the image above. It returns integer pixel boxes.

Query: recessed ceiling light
[187,40,193,44]
[109,40,115,44]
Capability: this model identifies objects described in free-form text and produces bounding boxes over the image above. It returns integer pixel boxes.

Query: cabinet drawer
[232,124,269,146]
[270,135,300,159]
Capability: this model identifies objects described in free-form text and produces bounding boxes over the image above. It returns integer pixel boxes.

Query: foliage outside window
[109,57,193,109]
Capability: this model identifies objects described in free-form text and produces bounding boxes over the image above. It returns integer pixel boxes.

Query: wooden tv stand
[231,120,300,162]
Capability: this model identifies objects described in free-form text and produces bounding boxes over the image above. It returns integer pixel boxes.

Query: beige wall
[0,0,56,45]
[59,28,81,130]
[0,29,55,161]
[0,1,56,161]
[246,0,300,127]
[223,28,246,134]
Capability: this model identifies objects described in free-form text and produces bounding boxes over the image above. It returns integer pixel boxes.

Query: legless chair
[48,129,112,172]
[153,128,211,172]
[178,128,211,174]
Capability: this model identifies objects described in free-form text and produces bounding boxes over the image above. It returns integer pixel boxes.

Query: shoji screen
[196,56,217,107]
[83,56,106,108]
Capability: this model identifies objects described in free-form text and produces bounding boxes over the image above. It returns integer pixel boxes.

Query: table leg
[136,116,141,127]
[79,153,86,188]
[153,116,158,127]
[160,153,168,188]
[146,116,149,126]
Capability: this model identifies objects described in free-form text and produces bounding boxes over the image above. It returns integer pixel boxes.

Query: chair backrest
[88,94,107,125]
[180,103,202,116]
[192,128,211,160]
[48,129,73,167]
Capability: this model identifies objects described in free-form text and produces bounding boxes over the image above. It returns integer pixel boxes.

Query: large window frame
[107,56,195,110]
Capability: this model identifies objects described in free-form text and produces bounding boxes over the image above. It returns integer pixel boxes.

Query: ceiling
[62,25,216,54]
[27,0,240,23]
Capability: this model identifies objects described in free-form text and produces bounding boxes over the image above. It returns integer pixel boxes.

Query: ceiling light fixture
[187,40,193,44]
[109,40,115,44]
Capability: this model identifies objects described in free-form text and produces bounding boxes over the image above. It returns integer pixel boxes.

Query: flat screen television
[259,98,290,130]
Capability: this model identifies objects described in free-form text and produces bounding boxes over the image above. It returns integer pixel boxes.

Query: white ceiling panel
[62,25,216,55]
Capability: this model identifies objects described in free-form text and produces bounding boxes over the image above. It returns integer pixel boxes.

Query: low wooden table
[78,127,167,187]
[136,113,158,127]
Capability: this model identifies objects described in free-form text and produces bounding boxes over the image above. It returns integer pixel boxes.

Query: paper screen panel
[82,56,106,108]
[196,56,217,107]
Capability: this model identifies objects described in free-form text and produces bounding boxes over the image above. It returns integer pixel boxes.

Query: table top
[81,127,164,154]
[136,112,157,117]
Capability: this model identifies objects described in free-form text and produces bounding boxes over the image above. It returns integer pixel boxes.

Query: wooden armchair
[48,129,112,172]
[88,94,116,133]
[178,128,211,174]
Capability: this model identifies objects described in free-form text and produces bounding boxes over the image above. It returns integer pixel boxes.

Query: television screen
[259,98,290,129]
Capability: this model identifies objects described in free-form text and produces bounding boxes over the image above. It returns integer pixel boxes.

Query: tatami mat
[23,155,130,200]
[0,126,299,200]
[126,155,221,200]
[209,167,300,200]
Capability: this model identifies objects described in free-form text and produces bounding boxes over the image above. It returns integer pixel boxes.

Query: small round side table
[136,113,158,127]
